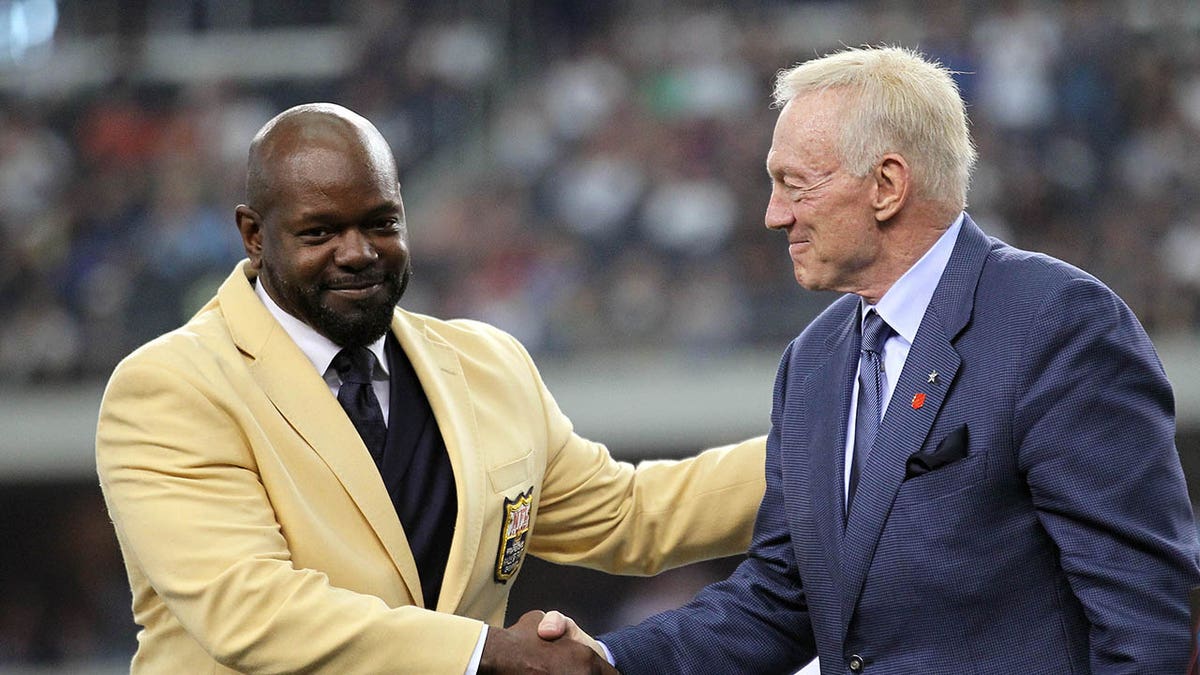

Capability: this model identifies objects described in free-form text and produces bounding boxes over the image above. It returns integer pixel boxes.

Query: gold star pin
[928,370,939,385]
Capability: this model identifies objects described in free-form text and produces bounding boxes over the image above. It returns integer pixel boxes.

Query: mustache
[320,272,395,291]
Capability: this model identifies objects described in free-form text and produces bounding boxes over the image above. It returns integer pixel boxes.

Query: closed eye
[784,183,807,200]
[785,174,834,200]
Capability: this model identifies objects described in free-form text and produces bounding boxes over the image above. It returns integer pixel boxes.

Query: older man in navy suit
[542,46,1200,673]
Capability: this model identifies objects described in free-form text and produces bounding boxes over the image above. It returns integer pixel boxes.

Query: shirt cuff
[598,640,615,666]
[465,624,487,675]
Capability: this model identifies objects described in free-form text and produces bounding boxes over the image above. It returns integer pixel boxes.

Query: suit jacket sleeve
[496,331,767,576]
[600,342,816,673]
[96,354,484,674]
[1014,277,1200,670]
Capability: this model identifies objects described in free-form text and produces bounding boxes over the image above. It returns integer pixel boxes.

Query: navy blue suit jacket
[604,216,1200,673]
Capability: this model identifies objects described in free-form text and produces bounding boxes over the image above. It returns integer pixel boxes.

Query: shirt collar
[862,212,964,344]
[253,278,389,378]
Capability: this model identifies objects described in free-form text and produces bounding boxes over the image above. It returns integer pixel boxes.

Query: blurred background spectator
[1,0,1199,671]
[3,0,1199,377]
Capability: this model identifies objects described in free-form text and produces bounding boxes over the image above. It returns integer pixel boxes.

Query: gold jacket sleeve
[500,331,767,574]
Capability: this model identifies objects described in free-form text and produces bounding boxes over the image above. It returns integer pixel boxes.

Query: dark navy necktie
[847,309,893,519]
[332,347,387,465]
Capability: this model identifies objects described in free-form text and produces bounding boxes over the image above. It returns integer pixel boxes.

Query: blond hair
[773,46,976,208]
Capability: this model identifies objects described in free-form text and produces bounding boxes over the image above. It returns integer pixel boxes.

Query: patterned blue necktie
[332,347,387,465]
[847,310,892,519]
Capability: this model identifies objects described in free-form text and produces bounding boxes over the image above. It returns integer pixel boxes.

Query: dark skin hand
[479,610,620,675]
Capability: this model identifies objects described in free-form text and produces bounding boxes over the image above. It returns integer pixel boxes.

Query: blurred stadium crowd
[3,0,1199,385]
[2,0,1199,668]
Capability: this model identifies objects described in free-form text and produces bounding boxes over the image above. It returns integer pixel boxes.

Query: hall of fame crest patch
[494,488,533,583]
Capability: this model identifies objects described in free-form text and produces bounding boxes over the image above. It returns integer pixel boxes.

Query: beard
[264,261,411,349]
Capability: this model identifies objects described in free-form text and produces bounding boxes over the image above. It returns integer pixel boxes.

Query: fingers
[535,609,606,661]
[513,609,547,632]
[537,610,569,640]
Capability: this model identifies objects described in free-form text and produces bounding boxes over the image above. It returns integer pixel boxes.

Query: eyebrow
[765,157,782,178]
[767,165,810,187]
[363,201,403,219]
[300,200,402,224]
[766,157,808,182]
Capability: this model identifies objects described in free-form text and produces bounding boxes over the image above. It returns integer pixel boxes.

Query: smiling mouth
[324,279,385,298]
[329,281,379,289]
[326,274,385,289]
[329,283,379,291]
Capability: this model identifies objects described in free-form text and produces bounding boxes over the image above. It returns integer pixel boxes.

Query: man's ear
[235,205,264,269]
[871,153,910,222]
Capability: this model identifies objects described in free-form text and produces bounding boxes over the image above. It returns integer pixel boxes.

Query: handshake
[479,609,618,674]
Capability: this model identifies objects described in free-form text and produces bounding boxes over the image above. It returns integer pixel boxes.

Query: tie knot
[861,310,892,355]
[332,347,377,385]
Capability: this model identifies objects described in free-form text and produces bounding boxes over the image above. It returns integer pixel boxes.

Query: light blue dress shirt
[842,213,964,504]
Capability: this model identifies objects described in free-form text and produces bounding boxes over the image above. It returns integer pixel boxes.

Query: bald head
[235,102,410,348]
[245,103,398,218]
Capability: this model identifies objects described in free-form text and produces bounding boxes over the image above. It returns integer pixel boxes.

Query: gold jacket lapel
[219,262,426,606]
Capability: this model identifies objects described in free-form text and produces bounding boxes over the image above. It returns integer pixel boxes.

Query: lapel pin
[911,392,926,410]
[927,370,939,385]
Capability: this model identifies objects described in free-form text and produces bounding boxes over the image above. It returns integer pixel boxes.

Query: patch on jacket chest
[494,487,533,583]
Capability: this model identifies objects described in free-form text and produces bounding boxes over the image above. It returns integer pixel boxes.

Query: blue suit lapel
[838,305,961,631]
[837,215,993,635]
[799,307,860,579]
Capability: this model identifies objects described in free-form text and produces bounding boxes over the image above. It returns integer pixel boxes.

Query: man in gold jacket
[95,102,765,673]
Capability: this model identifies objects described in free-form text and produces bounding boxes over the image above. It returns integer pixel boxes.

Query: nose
[334,228,378,268]
[764,186,794,231]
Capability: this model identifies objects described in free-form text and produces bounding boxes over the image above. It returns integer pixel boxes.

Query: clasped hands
[478,609,616,674]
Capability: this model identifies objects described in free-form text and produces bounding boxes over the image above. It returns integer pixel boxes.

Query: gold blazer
[97,261,766,673]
